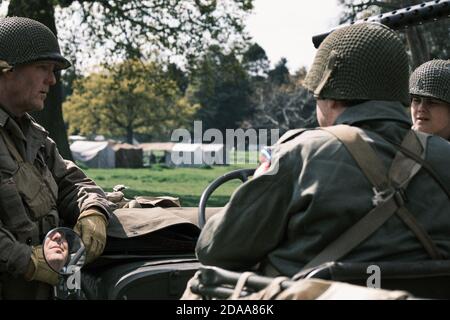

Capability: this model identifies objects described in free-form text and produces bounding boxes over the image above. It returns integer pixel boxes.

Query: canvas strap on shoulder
[303,126,442,271]
[387,130,443,260]
[385,133,450,199]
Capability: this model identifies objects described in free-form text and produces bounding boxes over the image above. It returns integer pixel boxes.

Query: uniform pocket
[14,166,55,220]
[0,178,30,228]
[0,154,19,178]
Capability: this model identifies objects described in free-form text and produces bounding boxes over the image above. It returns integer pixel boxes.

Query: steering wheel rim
[198,168,255,229]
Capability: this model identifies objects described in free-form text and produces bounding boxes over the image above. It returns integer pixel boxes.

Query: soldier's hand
[73,209,108,264]
[24,245,59,286]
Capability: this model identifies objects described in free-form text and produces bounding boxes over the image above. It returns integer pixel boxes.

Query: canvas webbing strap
[385,134,450,199]
[302,126,441,270]
[387,130,442,260]
[322,125,389,191]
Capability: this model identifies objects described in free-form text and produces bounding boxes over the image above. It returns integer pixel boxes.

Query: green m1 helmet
[304,22,410,106]
[0,17,71,71]
[409,59,450,104]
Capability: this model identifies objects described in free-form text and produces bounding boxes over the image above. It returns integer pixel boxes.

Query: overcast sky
[246,0,342,72]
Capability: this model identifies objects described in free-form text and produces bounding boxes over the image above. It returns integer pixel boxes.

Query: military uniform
[196,23,450,277]
[0,107,111,298]
[196,101,450,277]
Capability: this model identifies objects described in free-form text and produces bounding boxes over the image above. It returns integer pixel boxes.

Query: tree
[166,63,189,95]
[249,66,317,134]
[63,60,198,143]
[268,58,291,86]
[6,0,254,157]
[56,0,254,66]
[243,43,270,79]
[188,45,253,132]
[337,0,449,68]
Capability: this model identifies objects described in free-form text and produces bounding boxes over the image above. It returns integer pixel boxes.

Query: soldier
[195,23,450,277]
[409,59,450,140]
[43,231,69,273]
[0,17,111,299]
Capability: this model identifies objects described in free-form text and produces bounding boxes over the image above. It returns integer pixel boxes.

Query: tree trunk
[405,27,430,69]
[399,0,430,69]
[126,125,134,145]
[8,0,73,160]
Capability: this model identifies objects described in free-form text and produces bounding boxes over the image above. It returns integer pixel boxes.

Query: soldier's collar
[335,100,412,126]
[19,113,48,145]
[0,107,48,141]
[0,105,29,128]
[0,106,7,127]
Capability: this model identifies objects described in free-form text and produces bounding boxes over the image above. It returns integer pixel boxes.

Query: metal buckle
[372,187,393,206]
[393,188,407,207]
[372,187,407,207]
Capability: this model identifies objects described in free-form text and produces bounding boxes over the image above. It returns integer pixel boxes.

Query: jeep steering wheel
[198,168,255,229]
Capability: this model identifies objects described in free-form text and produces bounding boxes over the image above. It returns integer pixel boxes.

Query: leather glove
[24,245,59,286]
[73,209,108,264]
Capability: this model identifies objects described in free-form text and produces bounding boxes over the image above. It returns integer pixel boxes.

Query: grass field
[85,163,256,207]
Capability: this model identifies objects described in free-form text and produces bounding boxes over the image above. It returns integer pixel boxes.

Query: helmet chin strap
[313,50,337,98]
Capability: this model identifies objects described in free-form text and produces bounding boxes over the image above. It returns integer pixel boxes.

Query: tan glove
[24,245,59,286]
[73,209,108,264]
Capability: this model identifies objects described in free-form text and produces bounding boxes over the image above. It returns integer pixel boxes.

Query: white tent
[169,143,229,166]
[200,144,229,165]
[169,143,202,167]
[70,140,116,168]
[68,135,86,143]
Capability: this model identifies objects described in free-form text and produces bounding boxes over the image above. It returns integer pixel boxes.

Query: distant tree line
[63,43,317,144]
[6,0,255,158]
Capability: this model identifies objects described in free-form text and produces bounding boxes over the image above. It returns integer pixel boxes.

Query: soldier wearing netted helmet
[0,17,112,299]
[409,59,450,140]
[195,23,450,277]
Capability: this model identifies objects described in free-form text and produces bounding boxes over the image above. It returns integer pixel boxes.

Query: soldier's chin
[414,124,433,135]
[31,103,45,112]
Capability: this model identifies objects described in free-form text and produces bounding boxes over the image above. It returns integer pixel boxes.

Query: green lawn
[85,164,256,207]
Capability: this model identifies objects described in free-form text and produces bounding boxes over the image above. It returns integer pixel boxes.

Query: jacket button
[26,237,32,245]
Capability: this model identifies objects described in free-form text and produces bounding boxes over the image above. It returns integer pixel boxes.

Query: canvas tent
[169,143,202,167]
[168,143,229,166]
[68,135,86,143]
[70,140,116,168]
[200,144,228,165]
[140,142,175,166]
[113,143,143,168]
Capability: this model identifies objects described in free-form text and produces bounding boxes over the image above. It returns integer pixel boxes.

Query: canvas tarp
[70,140,116,168]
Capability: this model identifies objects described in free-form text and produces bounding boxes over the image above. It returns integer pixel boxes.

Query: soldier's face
[411,96,450,140]
[2,61,57,116]
[44,231,69,272]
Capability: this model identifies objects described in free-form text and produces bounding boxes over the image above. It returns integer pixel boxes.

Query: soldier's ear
[331,100,347,110]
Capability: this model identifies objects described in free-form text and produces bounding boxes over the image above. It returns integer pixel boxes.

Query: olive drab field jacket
[196,101,450,277]
[0,106,111,298]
